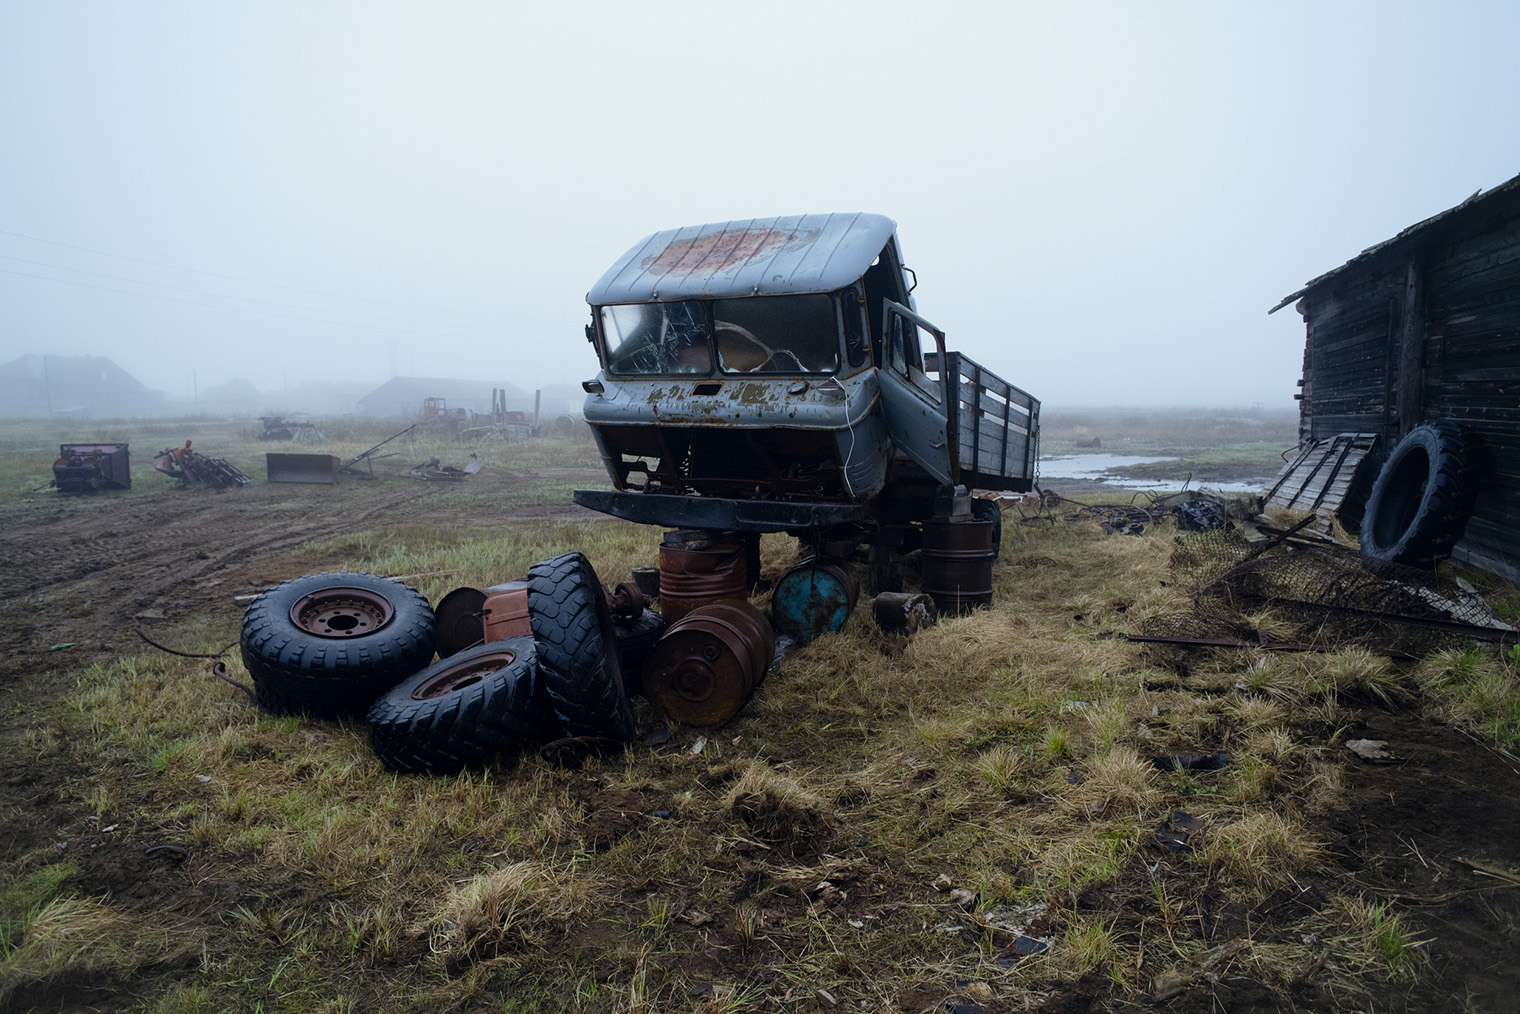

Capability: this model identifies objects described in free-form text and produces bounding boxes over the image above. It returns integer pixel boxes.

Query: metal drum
[771,557,859,644]
[643,600,774,729]
[658,539,749,625]
[921,519,996,614]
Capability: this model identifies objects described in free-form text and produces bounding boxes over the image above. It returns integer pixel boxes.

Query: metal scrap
[408,455,481,481]
[341,423,418,477]
[153,441,250,488]
[51,442,131,492]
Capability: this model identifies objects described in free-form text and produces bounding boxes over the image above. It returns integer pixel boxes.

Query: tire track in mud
[0,483,439,683]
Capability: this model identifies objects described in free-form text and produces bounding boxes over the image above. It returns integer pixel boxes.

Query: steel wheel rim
[410,649,516,699]
[288,587,395,638]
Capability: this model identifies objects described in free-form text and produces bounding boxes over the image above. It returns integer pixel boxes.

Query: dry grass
[8,481,1513,1011]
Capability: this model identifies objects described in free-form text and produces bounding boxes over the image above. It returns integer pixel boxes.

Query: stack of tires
[239,552,653,775]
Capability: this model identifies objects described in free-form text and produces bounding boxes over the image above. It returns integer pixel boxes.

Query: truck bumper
[572,489,867,533]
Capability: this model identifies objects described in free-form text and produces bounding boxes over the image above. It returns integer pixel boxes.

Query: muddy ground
[2,475,1518,1011]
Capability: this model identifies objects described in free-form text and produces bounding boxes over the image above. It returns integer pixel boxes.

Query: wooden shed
[1269,175,1520,582]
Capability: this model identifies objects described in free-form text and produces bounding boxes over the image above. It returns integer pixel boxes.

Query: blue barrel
[770,557,860,644]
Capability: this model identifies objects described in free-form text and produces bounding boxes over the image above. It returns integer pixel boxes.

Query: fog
[3,2,1517,412]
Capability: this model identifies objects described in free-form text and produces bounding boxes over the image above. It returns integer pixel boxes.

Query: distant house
[357,377,532,418]
[0,354,166,419]
[536,382,586,419]
[1271,175,1520,581]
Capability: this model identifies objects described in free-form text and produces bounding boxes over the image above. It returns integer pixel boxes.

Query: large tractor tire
[613,609,667,696]
[240,572,436,719]
[1360,421,1477,568]
[527,552,636,743]
[366,638,547,774]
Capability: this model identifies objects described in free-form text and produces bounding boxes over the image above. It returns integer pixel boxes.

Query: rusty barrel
[871,591,938,634]
[921,518,996,614]
[658,539,748,625]
[771,557,859,644]
[642,600,774,729]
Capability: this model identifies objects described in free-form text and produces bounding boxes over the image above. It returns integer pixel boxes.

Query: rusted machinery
[51,443,131,493]
[152,441,251,488]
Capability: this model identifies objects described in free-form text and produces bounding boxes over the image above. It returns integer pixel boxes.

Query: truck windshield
[600,295,840,376]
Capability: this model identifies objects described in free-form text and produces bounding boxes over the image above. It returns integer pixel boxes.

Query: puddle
[1038,454,1267,493]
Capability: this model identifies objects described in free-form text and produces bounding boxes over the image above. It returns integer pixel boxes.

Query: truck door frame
[877,299,956,484]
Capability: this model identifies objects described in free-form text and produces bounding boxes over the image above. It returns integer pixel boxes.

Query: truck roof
[587,213,896,305]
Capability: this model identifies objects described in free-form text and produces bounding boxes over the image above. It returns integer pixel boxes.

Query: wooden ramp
[1263,433,1379,516]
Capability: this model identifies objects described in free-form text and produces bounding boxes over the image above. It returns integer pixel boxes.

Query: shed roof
[587,213,896,305]
[1270,174,1520,314]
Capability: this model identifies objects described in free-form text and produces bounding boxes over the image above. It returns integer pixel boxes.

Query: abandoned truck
[572,213,1040,586]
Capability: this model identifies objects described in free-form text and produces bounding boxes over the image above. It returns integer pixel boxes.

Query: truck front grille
[602,426,844,501]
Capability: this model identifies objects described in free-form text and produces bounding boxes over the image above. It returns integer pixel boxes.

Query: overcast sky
[3,2,1517,410]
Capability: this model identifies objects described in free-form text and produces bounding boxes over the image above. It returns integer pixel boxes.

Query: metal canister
[658,539,749,625]
[480,581,532,642]
[871,591,938,634]
[920,518,996,614]
[771,557,860,643]
[630,565,661,599]
[642,600,774,729]
[433,580,532,656]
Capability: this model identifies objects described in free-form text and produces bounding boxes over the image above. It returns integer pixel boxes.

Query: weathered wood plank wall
[1292,182,1520,582]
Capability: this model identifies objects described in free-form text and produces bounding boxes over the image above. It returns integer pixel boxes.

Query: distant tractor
[421,397,468,430]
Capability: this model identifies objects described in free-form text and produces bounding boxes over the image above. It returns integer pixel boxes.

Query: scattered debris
[408,455,481,481]
[1155,811,1202,852]
[153,441,250,487]
[996,935,1049,964]
[1152,939,1252,1001]
[949,887,977,911]
[1345,739,1394,762]
[1172,496,1229,532]
[1152,752,1230,772]
[1456,856,1520,887]
[1143,525,1520,656]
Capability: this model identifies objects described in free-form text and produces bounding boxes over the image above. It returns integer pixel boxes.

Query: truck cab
[574,214,1038,538]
